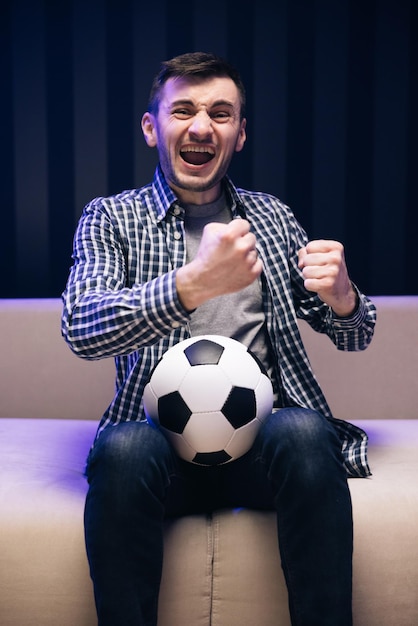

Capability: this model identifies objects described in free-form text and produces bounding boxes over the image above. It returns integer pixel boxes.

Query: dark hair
[147,52,246,119]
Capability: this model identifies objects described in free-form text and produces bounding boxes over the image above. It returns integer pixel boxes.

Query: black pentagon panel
[222,387,256,428]
[158,391,191,433]
[193,450,232,466]
[184,339,224,366]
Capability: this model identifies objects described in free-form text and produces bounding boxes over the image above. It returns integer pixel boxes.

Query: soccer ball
[143,335,273,466]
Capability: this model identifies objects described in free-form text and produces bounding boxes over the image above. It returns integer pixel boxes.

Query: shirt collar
[151,164,246,222]
[223,176,247,219]
[151,164,179,222]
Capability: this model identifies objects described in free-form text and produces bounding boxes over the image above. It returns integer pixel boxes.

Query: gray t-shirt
[183,194,278,404]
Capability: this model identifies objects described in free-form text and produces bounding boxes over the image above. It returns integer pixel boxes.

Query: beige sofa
[1,296,417,626]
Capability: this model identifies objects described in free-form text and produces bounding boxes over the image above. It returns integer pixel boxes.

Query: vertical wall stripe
[345,0,376,289]
[225,0,256,191]
[312,0,349,243]
[46,0,76,294]
[13,0,49,296]
[405,1,418,294]
[132,2,166,189]
[193,1,228,59]
[105,0,134,196]
[166,2,194,59]
[371,0,409,294]
[73,0,107,218]
[285,0,315,233]
[253,0,288,199]
[1,0,17,296]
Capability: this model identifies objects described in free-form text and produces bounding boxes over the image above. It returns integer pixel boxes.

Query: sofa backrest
[0,299,114,420]
[298,296,417,421]
[0,297,416,421]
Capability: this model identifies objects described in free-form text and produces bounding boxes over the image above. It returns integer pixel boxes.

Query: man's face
[142,75,246,204]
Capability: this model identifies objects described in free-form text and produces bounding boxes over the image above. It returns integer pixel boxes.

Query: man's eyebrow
[170,99,194,107]
[211,99,235,108]
[169,99,235,108]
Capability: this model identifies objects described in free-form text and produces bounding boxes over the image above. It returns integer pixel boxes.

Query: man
[62,52,376,626]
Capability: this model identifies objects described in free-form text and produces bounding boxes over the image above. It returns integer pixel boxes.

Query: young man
[62,52,376,626]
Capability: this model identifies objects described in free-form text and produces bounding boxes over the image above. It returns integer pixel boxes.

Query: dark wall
[1,0,417,298]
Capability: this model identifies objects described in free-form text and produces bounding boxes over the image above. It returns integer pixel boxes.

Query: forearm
[62,270,188,359]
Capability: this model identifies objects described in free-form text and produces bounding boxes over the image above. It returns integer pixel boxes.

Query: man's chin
[173,173,220,194]
[168,172,223,204]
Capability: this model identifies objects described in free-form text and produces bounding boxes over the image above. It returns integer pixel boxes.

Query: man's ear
[141,112,157,147]
[235,118,247,153]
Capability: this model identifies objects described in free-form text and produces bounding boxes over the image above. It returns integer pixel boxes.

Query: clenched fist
[298,240,357,317]
[176,218,263,311]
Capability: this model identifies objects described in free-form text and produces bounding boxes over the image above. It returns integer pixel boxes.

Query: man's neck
[169,182,222,206]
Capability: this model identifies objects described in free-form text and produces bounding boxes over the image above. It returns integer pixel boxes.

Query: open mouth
[180,146,215,166]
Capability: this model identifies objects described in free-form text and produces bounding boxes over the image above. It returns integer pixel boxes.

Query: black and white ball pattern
[143,335,274,465]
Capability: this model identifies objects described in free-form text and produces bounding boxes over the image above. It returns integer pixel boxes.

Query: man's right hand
[176,218,263,312]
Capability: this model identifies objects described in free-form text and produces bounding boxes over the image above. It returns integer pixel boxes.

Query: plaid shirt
[62,164,376,478]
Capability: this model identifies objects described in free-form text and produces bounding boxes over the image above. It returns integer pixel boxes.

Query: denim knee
[86,420,175,488]
[255,407,345,489]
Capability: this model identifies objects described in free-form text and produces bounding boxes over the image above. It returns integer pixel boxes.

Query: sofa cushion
[0,418,212,626]
[1,417,418,625]
[349,420,418,625]
[210,419,418,626]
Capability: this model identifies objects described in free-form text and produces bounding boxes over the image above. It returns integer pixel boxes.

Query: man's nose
[188,111,213,137]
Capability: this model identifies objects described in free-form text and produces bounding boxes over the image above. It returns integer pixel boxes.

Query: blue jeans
[84,408,353,626]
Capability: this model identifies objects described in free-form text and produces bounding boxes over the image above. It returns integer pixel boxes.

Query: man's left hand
[298,240,357,317]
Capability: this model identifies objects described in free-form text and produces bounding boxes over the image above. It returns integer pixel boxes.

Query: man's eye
[211,111,231,121]
[173,109,192,118]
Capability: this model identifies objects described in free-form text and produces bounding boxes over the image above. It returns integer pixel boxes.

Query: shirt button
[173,231,181,240]
[171,321,181,329]
[173,206,181,216]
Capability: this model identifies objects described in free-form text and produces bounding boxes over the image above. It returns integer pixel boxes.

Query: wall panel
[2,0,416,297]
